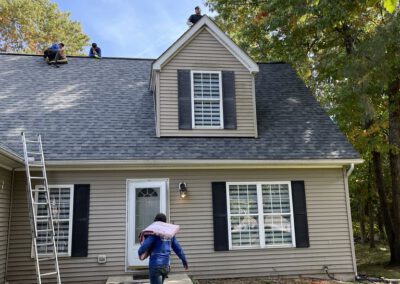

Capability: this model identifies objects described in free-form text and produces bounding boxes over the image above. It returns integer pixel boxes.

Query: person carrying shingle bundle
[138,213,188,284]
[43,42,67,64]
[187,6,203,26]
[89,43,102,58]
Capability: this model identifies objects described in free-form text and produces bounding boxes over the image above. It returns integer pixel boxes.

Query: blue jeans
[149,266,169,284]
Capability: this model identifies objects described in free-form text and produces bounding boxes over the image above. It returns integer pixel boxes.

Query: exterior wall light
[179,182,187,198]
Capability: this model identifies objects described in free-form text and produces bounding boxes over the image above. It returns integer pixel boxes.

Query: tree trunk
[372,151,395,252]
[367,161,376,248]
[368,203,375,248]
[360,208,367,244]
[377,210,386,241]
[388,77,400,264]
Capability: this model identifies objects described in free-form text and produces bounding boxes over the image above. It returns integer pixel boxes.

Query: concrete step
[106,273,192,284]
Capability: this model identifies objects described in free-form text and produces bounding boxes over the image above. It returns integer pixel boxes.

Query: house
[0,16,362,284]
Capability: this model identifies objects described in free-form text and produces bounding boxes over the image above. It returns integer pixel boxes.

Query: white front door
[127,180,167,268]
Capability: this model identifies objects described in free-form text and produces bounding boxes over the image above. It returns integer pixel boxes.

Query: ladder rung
[36,215,51,219]
[37,229,53,233]
[38,257,56,262]
[40,271,58,277]
[32,189,47,192]
[28,163,43,167]
[25,139,40,143]
[36,242,54,247]
[33,202,48,205]
[27,151,42,155]
[30,176,45,179]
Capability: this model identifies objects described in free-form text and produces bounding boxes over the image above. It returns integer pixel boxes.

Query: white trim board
[19,159,364,171]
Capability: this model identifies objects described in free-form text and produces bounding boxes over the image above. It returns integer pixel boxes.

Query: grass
[192,243,400,284]
[196,278,341,284]
[355,242,400,279]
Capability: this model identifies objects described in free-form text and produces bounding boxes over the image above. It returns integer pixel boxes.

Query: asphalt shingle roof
[0,53,359,161]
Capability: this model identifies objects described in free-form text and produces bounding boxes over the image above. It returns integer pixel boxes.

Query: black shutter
[291,181,310,248]
[72,184,90,257]
[212,182,229,251]
[222,71,237,129]
[178,69,192,129]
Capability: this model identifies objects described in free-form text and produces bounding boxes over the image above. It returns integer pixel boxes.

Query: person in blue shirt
[43,43,65,62]
[89,43,101,58]
[138,213,188,284]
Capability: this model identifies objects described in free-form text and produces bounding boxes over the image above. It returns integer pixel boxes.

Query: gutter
[0,145,24,163]
[16,158,365,171]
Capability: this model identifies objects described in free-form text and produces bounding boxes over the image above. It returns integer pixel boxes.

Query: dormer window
[191,71,223,128]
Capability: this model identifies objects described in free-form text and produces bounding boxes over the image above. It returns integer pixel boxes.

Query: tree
[206,0,400,264]
[0,0,89,55]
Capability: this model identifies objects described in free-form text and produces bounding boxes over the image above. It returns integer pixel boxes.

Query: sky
[52,0,216,59]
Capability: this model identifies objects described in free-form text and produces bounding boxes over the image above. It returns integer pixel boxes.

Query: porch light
[179,182,188,198]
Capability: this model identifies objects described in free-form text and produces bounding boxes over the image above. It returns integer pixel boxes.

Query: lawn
[355,242,400,280]
[196,279,340,284]
[193,243,400,284]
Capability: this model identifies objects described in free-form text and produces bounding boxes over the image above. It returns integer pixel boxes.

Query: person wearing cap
[89,43,102,58]
[138,213,188,284]
[187,6,203,26]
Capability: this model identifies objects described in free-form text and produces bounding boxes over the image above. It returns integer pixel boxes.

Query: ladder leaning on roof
[21,132,62,284]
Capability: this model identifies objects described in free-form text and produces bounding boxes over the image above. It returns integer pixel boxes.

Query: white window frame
[33,184,74,257]
[191,70,224,129]
[226,181,296,250]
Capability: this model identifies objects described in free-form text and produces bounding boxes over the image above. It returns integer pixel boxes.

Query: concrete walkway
[106,273,192,284]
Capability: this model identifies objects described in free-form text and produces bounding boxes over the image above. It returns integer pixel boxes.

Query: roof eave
[16,158,365,171]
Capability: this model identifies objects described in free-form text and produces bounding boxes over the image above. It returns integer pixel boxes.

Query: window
[227,182,295,249]
[191,71,223,128]
[34,185,74,256]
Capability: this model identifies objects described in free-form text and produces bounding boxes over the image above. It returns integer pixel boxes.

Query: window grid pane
[229,184,259,248]
[228,182,294,249]
[193,72,221,127]
[262,184,292,246]
[36,186,71,255]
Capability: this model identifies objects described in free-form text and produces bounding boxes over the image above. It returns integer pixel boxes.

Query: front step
[106,274,193,284]
[106,276,148,284]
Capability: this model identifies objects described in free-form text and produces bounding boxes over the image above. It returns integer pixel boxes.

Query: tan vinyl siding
[0,168,12,284]
[6,168,355,283]
[159,28,256,137]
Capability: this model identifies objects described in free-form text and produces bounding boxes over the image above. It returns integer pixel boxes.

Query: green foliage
[207,0,400,261]
[0,0,89,55]
[383,0,399,13]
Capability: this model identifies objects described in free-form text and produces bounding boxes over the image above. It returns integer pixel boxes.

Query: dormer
[151,16,259,137]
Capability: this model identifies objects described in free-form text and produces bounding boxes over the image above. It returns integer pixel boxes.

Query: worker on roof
[89,43,102,58]
[187,6,202,26]
[43,42,66,63]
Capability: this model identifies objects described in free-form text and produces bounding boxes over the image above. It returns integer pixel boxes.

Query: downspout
[347,163,355,177]
[4,168,15,284]
[343,163,358,279]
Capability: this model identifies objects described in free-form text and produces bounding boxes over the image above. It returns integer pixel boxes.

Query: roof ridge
[0,52,155,61]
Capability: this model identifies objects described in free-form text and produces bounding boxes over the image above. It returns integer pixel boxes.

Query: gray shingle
[0,54,359,161]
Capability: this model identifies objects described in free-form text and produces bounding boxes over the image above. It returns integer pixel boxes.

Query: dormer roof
[151,15,259,75]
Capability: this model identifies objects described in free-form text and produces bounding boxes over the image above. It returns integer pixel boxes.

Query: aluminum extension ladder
[21,132,61,284]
